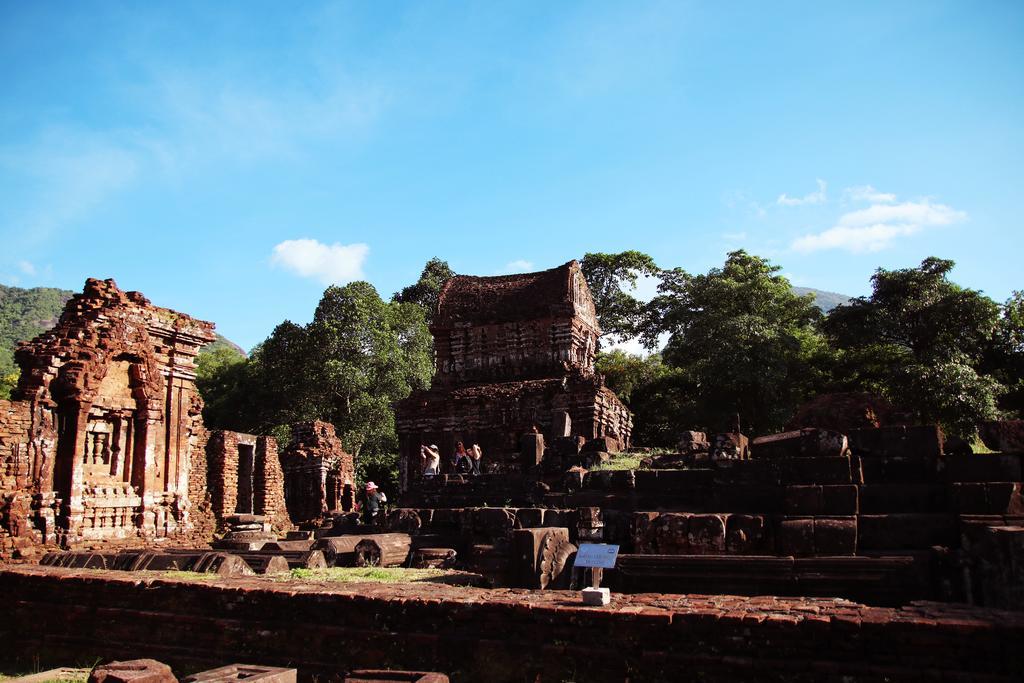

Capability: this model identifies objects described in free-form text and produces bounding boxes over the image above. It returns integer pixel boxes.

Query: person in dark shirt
[362,481,385,525]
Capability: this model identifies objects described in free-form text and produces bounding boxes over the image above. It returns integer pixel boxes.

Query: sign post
[573,543,619,606]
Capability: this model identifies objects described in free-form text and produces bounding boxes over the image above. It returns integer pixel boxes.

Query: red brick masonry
[1,565,1022,682]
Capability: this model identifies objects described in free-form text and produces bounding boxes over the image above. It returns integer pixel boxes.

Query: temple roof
[434,260,598,328]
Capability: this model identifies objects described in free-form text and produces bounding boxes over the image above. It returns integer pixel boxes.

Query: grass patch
[284,567,449,583]
[970,436,998,454]
[590,453,644,471]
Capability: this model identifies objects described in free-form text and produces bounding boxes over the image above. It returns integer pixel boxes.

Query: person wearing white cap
[420,444,440,477]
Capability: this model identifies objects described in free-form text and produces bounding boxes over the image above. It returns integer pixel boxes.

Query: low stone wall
[2,565,1023,682]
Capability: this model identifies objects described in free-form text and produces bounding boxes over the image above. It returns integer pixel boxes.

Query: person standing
[470,443,483,475]
[421,444,441,477]
[453,441,471,473]
[362,482,384,526]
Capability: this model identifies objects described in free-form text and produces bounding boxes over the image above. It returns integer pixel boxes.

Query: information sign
[573,543,620,569]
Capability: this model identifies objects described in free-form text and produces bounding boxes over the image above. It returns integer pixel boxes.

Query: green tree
[986,292,1024,416]
[392,257,455,323]
[196,282,433,490]
[823,257,1003,436]
[642,250,827,434]
[581,251,659,344]
[196,344,250,428]
[596,349,695,446]
[596,349,673,405]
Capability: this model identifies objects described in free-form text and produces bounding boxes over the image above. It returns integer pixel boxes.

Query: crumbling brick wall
[280,421,355,524]
[206,430,291,534]
[2,566,1023,682]
[0,399,58,558]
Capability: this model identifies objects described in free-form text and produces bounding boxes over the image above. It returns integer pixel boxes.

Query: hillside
[792,286,852,312]
[0,283,244,397]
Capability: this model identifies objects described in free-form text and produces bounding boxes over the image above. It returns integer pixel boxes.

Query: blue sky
[1,1,1022,351]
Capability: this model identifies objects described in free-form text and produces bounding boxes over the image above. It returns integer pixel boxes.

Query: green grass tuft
[590,453,644,471]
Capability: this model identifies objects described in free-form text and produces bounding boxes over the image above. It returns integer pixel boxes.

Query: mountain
[792,286,852,312]
[0,283,244,397]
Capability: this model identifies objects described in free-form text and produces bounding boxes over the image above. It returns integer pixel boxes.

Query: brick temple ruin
[396,260,632,489]
[4,270,1024,682]
[0,279,218,552]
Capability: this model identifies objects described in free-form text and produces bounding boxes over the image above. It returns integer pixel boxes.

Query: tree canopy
[200,281,433,480]
[639,250,827,434]
[823,257,1003,436]
[392,257,455,323]
[580,251,659,344]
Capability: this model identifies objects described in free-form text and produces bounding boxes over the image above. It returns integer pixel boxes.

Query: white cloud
[837,201,965,229]
[844,185,896,204]
[790,199,967,253]
[270,238,369,285]
[778,179,827,207]
[497,259,535,274]
[18,261,36,276]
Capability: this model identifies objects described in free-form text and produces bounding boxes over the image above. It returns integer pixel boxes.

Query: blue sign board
[574,543,620,569]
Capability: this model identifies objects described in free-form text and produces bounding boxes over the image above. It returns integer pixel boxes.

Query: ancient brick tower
[2,278,216,550]
[395,260,632,490]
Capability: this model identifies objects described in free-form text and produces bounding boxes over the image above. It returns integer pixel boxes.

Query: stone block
[858,484,941,513]
[950,483,992,514]
[581,586,611,605]
[89,660,176,683]
[678,430,709,453]
[783,484,859,514]
[946,454,1023,482]
[474,507,516,541]
[512,527,575,589]
[858,514,958,550]
[515,507,544,529]
[754,429,847,459]
[687,514,726,554]
[636,469,714,492]
[813,517,857,555]
[583,436,617,453]
[848,425,944,459]
[725,514,772,553]
[411,547,457,569]
[551,436,586,459]
[783,486,822,514]
[821,485,859,514]
[564,466,586,492]
[987,482,1024,515]
[186,665,296,683]
[346,671,449,683]
[711,432,749,460]
[952,482,1024,515]
[776,457,853,485]
[551,410,572,438]
[776,518,815,557]
[965,524,1024,609]
[543,509,578,530]
[712,484,783,513]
